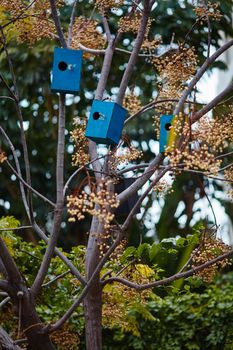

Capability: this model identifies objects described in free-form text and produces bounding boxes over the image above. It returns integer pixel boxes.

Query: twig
[0,296,10,309]
[103,249,233,290]
[42,271,71,288]
[174,39,233,115]
[68,0,78,47]
[5,160,56,208]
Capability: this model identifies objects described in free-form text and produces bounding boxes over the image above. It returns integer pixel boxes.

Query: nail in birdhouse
[51,47,82,94]
[159,114,174,153]
[115,178,140,216]
[85,100,127,145]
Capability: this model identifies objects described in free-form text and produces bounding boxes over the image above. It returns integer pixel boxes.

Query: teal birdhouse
[159,114,174,153]
[51,47,82,94]
[85,100,127,145]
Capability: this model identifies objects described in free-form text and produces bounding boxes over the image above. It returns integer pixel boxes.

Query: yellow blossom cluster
[67,181,119,229]
[95,0,124,14]
[153,46,198,99]
[0,150,7,164]
[70,16,106,58]
[191,237,231,282]
[70,117,89,167]
[102,264,155,336]
[123,91,142,115]
[0,0,62,45]
[194,1,222,22]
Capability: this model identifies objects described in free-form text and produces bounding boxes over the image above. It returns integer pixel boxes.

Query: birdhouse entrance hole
[165,123,172,130]
[58,61,68,71]
[93,112,101,120]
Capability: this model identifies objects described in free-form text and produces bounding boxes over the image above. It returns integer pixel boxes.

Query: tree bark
[84,217,102,350]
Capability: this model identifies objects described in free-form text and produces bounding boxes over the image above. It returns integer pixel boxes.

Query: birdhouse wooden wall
[115,178,140,215]
[85,100,127,145]
[159,114,174,153]
[51,48,82,94]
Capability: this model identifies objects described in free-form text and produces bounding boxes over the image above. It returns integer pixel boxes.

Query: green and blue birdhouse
[85,100,127,145]
[159,114,174,153]
[51,47,82,94]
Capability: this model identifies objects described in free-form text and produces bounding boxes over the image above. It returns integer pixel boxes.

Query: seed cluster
[110,146,143,173]
[119,12,152,35]
[192,237,231,282]
[224,166,233,199]
[194,1,222,22]
[67,181,119,230]
[71,16,106,58]
[0,0,61,45]
[123,91,142,116]
[153,46,198,99]
[194,114,233,153]
[70,117,89,167]
[95,0,124,14]
[51,324,80,350]
[153,178,173,196]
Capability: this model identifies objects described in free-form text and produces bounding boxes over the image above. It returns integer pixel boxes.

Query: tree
[0,1,233,349]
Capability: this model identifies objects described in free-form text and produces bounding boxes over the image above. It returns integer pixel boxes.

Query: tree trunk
[9,287,55,350]
[84,217,102,350]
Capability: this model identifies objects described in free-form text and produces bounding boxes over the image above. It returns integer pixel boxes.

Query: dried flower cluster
[191,237,231,282]
[194,114,233,153]
[110,146,143,173]
[153,46,198,99]
[141,37,162,55]
[70,117,89,167]
[153,178,173,196]
[67,180,119,229]
[224,166,233,199]
[51,324,80,350]
[0,0,62,45]
[194,1,222,22]
[0,150,7,164]
[119,11,152,35]
[95,0,124,14]
[123,91,142,116]
[71,16,106,57]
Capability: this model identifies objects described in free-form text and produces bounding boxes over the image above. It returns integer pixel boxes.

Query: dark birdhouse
[115,178,140,216]
[159,114,174,153]
[51,47,82,94]
[85,100,127,145]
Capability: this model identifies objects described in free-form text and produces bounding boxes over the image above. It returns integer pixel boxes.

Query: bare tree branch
[33,223,86,285]
[117,0,152,104]
[5,160,56,208]
[67,0,78,47]
[103,249,233,290]
[0,326,23,350]
[49,0,67,48]
[174,39,233,115]
[191,82,233,123]
[31,93,66,296]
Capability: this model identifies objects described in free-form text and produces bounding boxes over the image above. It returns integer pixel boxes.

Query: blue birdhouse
[159,114,174,153]
[115,178,140,216]
[51,47,82,94]
[85,100,127,145]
